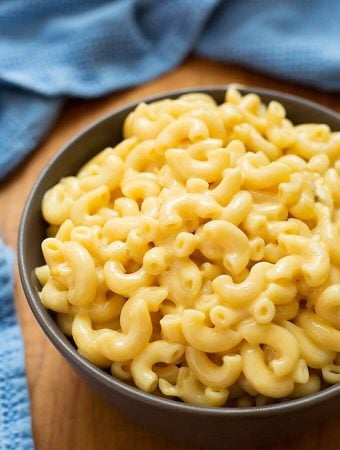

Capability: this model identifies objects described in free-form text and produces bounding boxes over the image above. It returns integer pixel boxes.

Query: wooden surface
[1,56,340,450]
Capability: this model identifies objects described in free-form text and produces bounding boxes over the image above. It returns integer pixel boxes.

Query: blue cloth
[1,0,340,178]
[1,1,340,448]
[0,240,34,450]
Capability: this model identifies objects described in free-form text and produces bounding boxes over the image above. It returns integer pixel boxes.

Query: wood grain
[1,57,340,450]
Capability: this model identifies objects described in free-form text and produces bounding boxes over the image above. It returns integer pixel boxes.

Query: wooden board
[1,57,340,450]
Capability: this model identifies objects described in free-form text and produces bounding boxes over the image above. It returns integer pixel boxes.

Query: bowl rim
[18,84,340,418]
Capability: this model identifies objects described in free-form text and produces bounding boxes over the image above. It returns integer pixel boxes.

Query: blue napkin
[0,240,34,450]
[1,1,340,448]
[1,0,340,179]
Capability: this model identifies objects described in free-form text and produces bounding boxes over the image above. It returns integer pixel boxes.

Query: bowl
[18,86,340,448]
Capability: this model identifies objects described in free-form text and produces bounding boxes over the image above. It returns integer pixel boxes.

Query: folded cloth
[1,0,340,178]
[0,0,219,179]
[0,239,34,450]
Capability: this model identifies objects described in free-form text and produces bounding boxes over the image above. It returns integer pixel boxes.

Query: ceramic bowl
[18,86,340,448]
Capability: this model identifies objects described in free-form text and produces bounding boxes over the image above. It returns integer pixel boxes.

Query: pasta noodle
[36,87,340,407]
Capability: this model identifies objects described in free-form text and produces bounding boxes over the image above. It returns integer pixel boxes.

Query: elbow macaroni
[36,88,340,407]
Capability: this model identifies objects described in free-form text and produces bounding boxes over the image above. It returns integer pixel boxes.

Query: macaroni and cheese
[36,87,340,407]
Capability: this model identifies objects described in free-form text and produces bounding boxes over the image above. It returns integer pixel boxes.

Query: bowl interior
[18,86,340,416]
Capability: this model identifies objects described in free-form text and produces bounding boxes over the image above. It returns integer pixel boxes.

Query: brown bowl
[18,86,340,448]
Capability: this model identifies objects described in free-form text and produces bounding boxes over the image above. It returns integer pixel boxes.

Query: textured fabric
[196,0,340,90]
[1,0,340,178]
[0,240,34,450]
